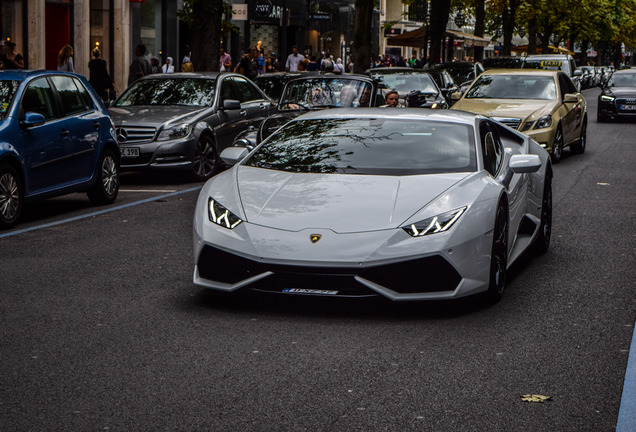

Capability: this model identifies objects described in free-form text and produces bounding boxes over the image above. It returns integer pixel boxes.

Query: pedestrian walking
[219,47,232,72]
[334,58,345,74]
[285,45,303,72]
[88,48,115,101]
[127,43,152,87]
[162,57,175,73]
[1,40,24,69]
[57,45,74,72]
[238,47,259,81]
[181,61,194,72]
[320,52,334,72]
[150,57,161,74]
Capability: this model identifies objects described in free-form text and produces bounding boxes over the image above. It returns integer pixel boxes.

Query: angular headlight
[402,207,466,237]
[157,124,192,141]
[533,115,552,130]
[600,95,615,102]
[520,120,535,132]
[208,198,242,229]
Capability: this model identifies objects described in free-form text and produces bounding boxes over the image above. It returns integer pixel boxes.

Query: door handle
[93,121,100,129]
[240,110,247,116]
[60,129,70,137]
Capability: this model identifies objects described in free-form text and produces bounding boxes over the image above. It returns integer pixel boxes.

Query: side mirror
[564,93,579,103]
[220,146,249,166]
[509,154,542,173]
[451,91,462,101]
[21,112,46,127]
[222,99,241,110]
[573,69,583,77]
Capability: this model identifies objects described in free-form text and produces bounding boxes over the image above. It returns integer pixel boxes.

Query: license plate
[121,147,140,157]
[283,288,339,295]
[619,105,636,110]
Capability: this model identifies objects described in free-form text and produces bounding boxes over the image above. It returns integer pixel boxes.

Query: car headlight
[208,198,243,229]
[600,95,615,102]
[520,120,535,132]
[402,207,466,237]
[157,123,192,141]
[533,115,552,130]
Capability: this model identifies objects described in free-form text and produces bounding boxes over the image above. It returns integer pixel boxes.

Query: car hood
[235,166,470,233]
[604,87,636,98]
[453,99,555,120]
[108,105,209,127]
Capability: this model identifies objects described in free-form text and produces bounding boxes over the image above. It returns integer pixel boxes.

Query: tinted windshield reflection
[372,73,438,94]
[279,79,373,109]
[116,78,216,107]
[245,118,476,175]
[610,73,636,87]
[466,75,556,100]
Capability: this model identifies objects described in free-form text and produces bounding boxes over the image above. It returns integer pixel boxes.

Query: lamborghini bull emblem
[310,234,322,244]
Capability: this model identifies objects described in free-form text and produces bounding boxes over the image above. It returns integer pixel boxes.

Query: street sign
[232,4,248,21]
[254,0,273,18]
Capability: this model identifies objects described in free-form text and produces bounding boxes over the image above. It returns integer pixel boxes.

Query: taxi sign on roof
[540,60,562,67]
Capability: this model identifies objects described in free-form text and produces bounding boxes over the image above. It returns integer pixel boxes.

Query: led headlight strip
[208,198,242,229]
[403,207,467,237]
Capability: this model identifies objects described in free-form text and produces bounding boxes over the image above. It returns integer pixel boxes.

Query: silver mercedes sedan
[109,72,274,181]
[193,109,552,302]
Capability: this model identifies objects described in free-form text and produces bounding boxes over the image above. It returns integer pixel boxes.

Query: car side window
[232,77,264,103]
[50,76,92,116]
[21,77,60,121]
[480,121,503,176]
[219,77,239,103]
[557,74,569,100]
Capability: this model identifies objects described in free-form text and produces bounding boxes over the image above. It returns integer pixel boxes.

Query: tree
[178,0,224,71]
[353,0,374,73]
[428,0,452,64]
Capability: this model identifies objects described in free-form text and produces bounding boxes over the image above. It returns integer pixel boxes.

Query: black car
[232,74,379,149]
[427,61,485,86]
[423,69,460,105]
[253,71,307,102]
[597,70,636,122]
[366,67,448,109]
[109,72,274,180]
[482,56,524,70]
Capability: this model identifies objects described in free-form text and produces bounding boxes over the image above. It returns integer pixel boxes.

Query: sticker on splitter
[283,288,339,295]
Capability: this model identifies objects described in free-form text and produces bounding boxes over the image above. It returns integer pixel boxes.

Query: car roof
[0,69,80,81]
[138,71,223,80]
[524,54,572,60]
[285,73,375,84]
[612,69,636,75]
[480,69,557,77]
[290,107,481,126]
[367,67,423,73]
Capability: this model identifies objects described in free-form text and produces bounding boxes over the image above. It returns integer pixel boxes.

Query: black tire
[570,120,587,154]
[0,163,23,229]
[550,126,564,163]
[87,149,119,205]
[486,202,508,303]
[532,172,552,254]
[192,135,218,181]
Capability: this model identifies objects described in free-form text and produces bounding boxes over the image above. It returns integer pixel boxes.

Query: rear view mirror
[220,146,249,166]
[222,99,241,110]
[564,94,578,103]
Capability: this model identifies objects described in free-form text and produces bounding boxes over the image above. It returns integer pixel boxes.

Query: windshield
[466,75,556,100]
[116,78,216,107]
[255,77,285,100]
[0,80,20,120]
[523,59,572,75]
[279,78,374,110]
[609,73,636,87]
[371,72,438,95]
[432,64,475,83]
[244,118,476,175]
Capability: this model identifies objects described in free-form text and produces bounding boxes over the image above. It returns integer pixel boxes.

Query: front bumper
[119,136,197,170]
[523,127,557,153]
[598,99,636,119]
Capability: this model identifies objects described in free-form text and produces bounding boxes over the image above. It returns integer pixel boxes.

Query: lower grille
[197,246,462,295]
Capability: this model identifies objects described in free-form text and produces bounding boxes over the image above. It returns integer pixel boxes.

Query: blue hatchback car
[0,70,120,229]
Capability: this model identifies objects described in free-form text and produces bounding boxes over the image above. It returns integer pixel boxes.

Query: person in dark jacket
[88,48,115,101]
[127,43,152,87]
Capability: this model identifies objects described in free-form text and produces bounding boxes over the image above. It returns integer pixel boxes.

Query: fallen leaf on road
[521,394,552,403]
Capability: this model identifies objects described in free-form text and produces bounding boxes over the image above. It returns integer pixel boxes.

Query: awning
[386,27,428,48]
[511,45,575,55]
[445,29,491,47]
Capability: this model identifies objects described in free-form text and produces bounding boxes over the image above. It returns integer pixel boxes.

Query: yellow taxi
[451,69,587,162]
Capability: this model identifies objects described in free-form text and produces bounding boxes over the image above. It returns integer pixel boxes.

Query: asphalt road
[1,87,635,431]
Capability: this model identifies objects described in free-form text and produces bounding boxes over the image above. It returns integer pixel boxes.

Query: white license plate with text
[120,147,140,158]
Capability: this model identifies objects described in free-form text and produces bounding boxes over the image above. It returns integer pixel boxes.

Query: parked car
[193,109,552,302]
[253,71,307,102]
[0,70,120,229]
[597,69,636,122]
[579,66,599,88]
[521,54,583,91]
[366,67,448,108]
[427,61,485,86]
[232,74,379,149]
[109,72,274,181]
[482,56,525,70]
[425,69,460,105]
[451,69,587,163]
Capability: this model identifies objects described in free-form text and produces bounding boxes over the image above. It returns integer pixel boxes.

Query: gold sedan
[451,69,587,162]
